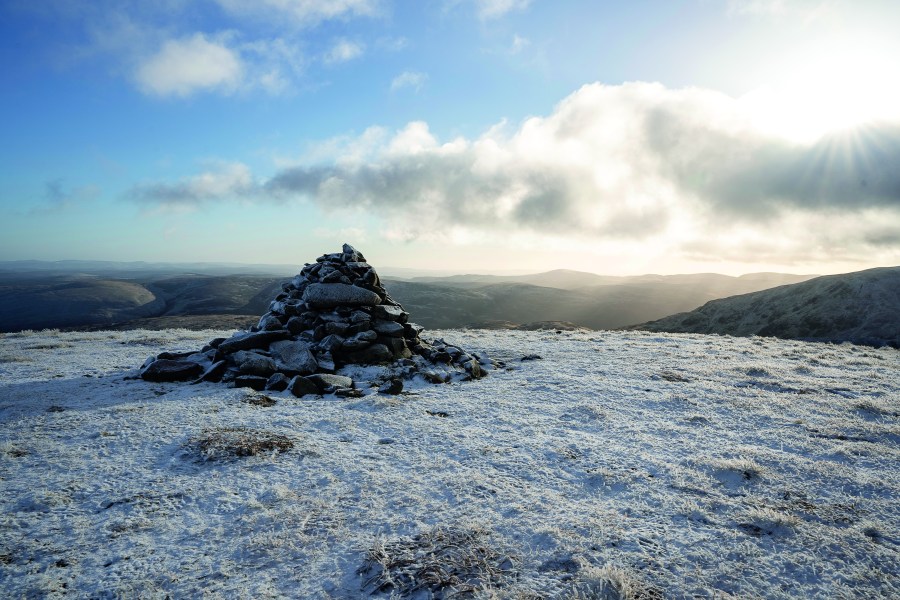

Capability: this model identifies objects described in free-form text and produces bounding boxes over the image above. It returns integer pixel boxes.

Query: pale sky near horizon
[2,0,899,276]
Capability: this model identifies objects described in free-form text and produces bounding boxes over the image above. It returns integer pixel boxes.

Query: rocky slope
[632,266,900,347]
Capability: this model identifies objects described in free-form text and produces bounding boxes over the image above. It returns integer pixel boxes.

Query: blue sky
[2,0,900,275]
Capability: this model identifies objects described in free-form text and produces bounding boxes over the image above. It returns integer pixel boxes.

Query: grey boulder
[307,373,354,392]
[373,320,405,337]
[302,283,381,308]
[345,343,393,364]
[265,373,291,392]
[288,375,319,397]
[218,330,290,354]
[235,375,268,391]
[141,359,204,382]
[269,340,318,375]
[372,305,406,322]
[232,351,277,377]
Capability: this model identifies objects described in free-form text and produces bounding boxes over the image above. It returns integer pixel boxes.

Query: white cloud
[240,37,307,94]
[213,0,379,26]
[376,36,409,52]
[45,2,363,97]
[390,71,428,92]
[475,0,531,19]
[510,34,530,54]
[130,81,900,265]
[135,33,243,97]
[323,39,364,65]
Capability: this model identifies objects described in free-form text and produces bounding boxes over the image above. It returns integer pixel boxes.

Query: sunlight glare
[741,37,900,143]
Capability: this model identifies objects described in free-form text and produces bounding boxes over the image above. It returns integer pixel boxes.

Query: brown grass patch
[188,427,293,461]
[359,525,518,598]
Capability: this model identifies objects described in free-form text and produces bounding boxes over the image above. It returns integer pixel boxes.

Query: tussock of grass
[708,457,764,483]
[243,393,277,407]
[359,525,519,598]
[737,507,800,536]
[0,352,33,364]
[187,427,293,461]
[23,342,74,350]
[1,442,29,458]
[124,336,175,346]
[853,399,897,417]
[571,564,664,600]
[657,371,691,383]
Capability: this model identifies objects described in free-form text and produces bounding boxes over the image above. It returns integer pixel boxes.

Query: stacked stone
[139,244,489,396]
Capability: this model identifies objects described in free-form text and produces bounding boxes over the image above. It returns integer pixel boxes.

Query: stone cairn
[139,244,491,397]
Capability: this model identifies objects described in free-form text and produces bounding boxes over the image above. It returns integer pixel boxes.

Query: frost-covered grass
[0,328,898,598]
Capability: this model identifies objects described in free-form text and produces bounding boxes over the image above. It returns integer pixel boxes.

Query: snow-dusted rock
[288,375,319,397]
[345,343,393,364]
[378,378,403,395]
[373,320,405,336]
[234,375,267,390]
[269,340,318,375]
[140,359,204,382]
[231,351,277,377]
[265,372,290,392]
[372,305,406,322]
[217,330,290,354]
[303,283,381,308]
[307,373,353,392]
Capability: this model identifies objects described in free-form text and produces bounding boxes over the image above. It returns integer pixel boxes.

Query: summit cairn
[139,244,493,396]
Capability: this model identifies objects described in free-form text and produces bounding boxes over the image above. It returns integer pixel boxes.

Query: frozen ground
[0,328,898,598]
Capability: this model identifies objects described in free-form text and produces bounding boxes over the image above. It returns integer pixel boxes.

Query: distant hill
[0,275,165,331]
[383,272,814,330]
[0,262,815,333]
[0,273,287,332]
[408,270,811,292]
[0,259,299,277]
[631,267,900,348]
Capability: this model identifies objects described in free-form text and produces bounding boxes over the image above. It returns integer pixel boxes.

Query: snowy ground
[0,328,898,598]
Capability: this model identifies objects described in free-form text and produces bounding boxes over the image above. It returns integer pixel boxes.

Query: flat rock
[193,360,227,384]
[141,359,205,382]
[373,320,405,336]
[372,305,407,322]
[288,375,319,397]
[317,334,345,354]
[316,352,336,372]
[265,373,290,392]
[234,375,268,391]
[218,330,291,354]
[286,316,305,335]
[156,350,195,361]
[403,323,425,339]
[302,283,381,308]
[345,343,393,364]
[232,351,277,377]
[378,378,404,395]
[382,337,412,359]
[257,314,284,331]
[463,359,485,379]
[269,340,318,375]
[307,373,354,392]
